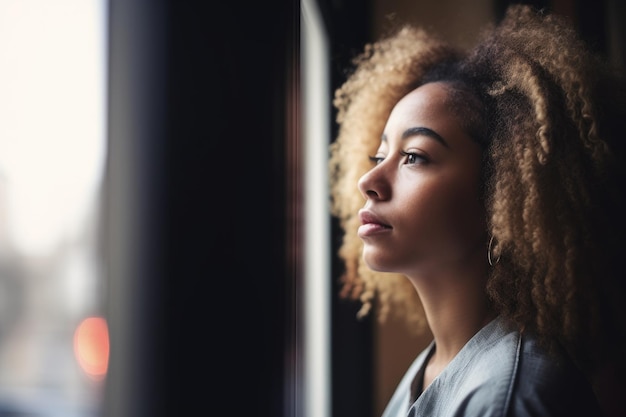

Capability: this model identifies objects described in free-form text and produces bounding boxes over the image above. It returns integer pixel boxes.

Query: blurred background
[0,1,107,415]
[0,0,622,417]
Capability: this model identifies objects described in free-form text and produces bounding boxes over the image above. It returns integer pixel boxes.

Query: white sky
[0,0,107,256]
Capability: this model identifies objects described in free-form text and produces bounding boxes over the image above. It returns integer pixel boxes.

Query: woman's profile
[329,4,626,416]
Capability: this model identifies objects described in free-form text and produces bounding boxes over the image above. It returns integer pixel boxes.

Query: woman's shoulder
[505,331,605,417]
[448,319,604,416]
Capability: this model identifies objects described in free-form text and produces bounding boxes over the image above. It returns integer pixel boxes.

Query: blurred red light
[73,316,109,381]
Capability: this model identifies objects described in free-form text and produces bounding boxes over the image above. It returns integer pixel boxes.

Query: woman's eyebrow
[402,126,449,148]
[381,126,449,148]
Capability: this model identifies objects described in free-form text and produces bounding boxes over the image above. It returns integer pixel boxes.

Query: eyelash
[368,155,384,165]
[368,151,427,165]
[399,150,427,164]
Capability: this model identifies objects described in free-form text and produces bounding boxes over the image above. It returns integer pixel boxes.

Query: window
[0,1,108,415]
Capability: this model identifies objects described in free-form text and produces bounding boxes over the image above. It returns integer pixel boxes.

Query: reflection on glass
[0,0,107,415]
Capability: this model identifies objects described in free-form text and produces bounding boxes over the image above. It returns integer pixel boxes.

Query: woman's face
[357,82,486,276]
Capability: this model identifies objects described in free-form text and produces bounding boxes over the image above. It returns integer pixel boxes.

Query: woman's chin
[362,251,393,273]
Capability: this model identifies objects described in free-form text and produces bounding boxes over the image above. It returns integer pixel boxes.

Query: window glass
[0,1,108,415]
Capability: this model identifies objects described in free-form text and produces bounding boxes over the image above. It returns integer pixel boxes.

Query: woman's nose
[358,164,390,201]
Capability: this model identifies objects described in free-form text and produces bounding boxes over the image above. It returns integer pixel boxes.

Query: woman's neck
[407,253,495,374]
[422,290,495,362]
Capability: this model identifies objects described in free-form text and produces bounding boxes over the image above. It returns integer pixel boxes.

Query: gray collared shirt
[381,316,604,417]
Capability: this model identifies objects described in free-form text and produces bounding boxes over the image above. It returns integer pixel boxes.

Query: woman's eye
[368,155,385,165]
[400,150,427,164]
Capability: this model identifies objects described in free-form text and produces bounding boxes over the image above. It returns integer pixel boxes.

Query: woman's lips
[358,210,392,238]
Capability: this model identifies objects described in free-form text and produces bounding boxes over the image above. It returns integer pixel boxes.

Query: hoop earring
[488,235,501,266]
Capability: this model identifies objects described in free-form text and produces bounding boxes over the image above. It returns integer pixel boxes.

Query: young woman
[329,5,626,416]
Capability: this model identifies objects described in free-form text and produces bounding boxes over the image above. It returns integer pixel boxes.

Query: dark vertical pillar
[105,1,300,416]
